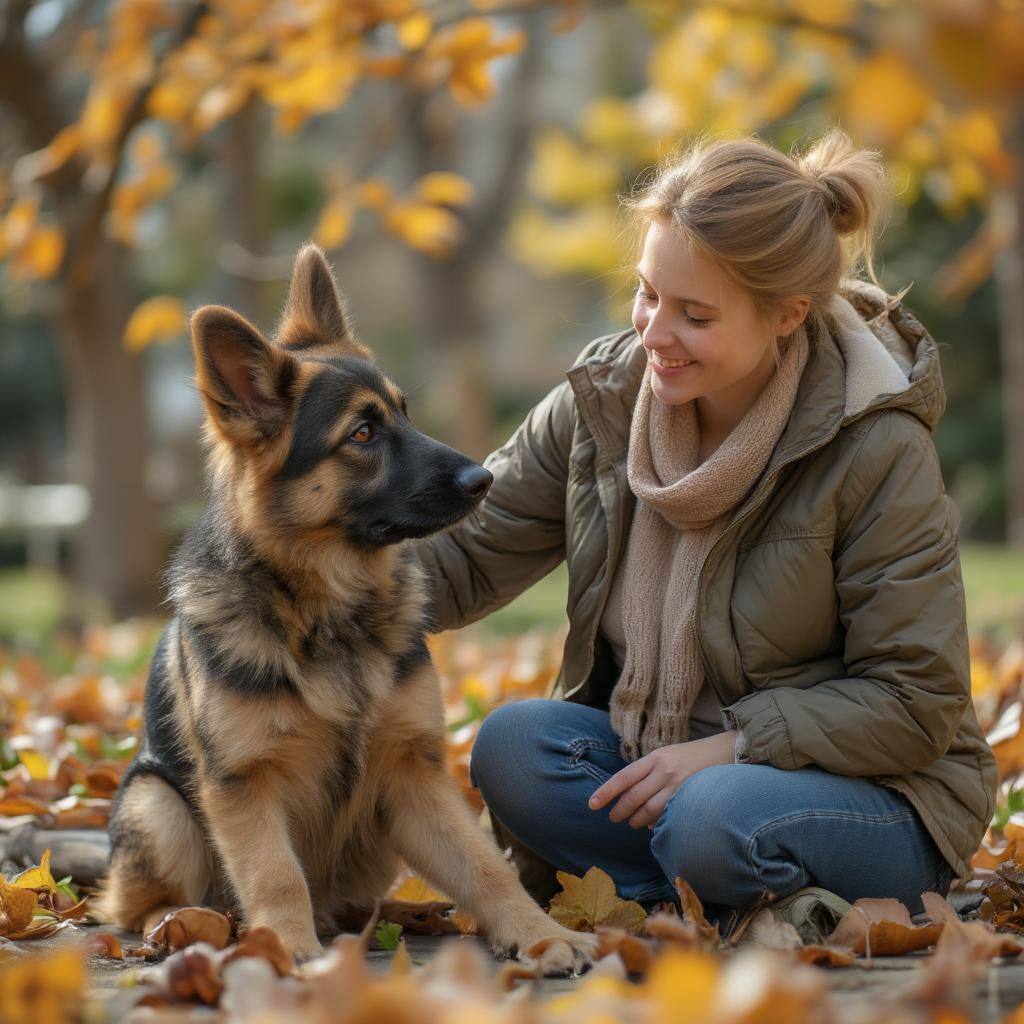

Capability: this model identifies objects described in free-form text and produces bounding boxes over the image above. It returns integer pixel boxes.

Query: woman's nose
[640,308,677,351]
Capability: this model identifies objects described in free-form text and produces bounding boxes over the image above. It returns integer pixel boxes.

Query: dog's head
[191,244,492,550]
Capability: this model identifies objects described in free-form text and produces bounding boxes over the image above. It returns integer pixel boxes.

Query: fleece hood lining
[827,281,916,421]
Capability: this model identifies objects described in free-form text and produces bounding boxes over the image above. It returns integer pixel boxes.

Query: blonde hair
[622,127,893,363]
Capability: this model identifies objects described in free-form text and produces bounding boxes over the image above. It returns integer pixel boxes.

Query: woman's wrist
[699,728,739,766]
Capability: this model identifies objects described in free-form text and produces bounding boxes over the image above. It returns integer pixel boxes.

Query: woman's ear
[774,296,811,337]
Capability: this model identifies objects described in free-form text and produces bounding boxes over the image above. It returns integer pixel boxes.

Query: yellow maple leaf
[17,749,51,782]
[384,201,465,258]
[413,172,475,208]
[314,195,355,249]
[842,51,936,147]
[13,848,57,893]
[0,946,85,1024]
[426,17,525,108]
[644,947,719,1021]
[547,866,647,934]
[527,128,619,206]
[389,875,448,903]
[123,296,187,352]
[397,12,432,50]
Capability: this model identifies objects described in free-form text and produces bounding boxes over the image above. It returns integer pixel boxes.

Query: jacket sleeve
[414,378,575,632]
[721,411,971,776]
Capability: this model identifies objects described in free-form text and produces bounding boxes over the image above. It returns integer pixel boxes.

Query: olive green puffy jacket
[418,280,997,886]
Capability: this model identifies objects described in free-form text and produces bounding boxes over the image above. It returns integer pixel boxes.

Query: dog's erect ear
[192,305,296,446]
[276,243,371,358]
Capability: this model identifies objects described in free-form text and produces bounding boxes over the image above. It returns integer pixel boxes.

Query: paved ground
[61,922,1024,1022]
[4,824,1024,1021]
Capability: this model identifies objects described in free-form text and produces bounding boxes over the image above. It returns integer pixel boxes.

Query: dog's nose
[455,465,493,499]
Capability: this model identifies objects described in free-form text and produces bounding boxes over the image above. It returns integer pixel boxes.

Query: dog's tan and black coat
[97,245,595,973]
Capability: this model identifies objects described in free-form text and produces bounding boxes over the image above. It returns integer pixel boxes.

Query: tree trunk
[995,109,1024,547]
[58,239,160,619]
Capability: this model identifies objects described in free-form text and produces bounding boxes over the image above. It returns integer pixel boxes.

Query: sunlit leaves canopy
[0,0,1019,341]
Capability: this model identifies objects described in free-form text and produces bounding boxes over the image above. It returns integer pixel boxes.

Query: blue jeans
[469,699,955,924]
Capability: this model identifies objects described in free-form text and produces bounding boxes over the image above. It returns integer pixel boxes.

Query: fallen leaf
[921,891,1024,961]
[794,944,857,966]
[675,878,721,950]
[12,848,57,892]
[0,879,37,936]
[825,897,943,956]
[166,944,223,1004]
[375,898,459,935]
[0,946,85,1022]
[595,925,656,973]
[86,931,124,960]
[145,907,232,952]
[734,908,804,950]
[547,866,647,934]
[222,927,293,976]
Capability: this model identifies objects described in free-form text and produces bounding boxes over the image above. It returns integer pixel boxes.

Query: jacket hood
[567,279,947,465]
[831,279,945,431]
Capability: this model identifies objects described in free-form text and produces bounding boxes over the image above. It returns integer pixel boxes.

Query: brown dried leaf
[222,926,293,976]
[86,931,124,960]
[547,866,647,934]
[644,910,701,950]
[735,908,803,951]
[166,945,223,1004]
[921,891,1024,961]
[391,937,412,976]
[825,897,944,956]
[4,916,76,940]
[375,897,459,935]
[145,906,232,952]
[0,878,37,936]
[674,878,721,950]
[0,795,50,817]
[794,944,857,966]
[595,925,656,974]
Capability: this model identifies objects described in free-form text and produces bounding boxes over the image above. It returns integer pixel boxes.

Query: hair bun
[797,128,888,238]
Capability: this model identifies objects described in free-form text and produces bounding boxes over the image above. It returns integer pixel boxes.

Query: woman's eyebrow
[635,269,720,312]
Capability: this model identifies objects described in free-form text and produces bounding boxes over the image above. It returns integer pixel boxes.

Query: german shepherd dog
[97,245,596,974]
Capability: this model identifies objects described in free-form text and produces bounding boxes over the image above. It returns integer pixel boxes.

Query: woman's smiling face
[631,220,782,415]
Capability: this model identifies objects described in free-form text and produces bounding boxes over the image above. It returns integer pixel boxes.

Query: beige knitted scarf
[609,326,811,761]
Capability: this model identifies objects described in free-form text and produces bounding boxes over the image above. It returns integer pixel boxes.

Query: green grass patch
[1,541,1022,648]
[960,542,1024,642]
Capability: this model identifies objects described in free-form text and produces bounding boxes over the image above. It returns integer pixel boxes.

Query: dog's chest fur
[169,522,431,798]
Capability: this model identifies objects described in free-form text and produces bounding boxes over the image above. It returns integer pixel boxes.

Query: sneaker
[766,886,853,946]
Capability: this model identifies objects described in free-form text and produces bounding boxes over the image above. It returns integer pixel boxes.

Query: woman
[416,128,997,936]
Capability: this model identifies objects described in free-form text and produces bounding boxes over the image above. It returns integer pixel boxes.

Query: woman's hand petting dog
[588,731,739,831]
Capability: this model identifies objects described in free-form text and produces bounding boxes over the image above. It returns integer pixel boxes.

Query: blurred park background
[1,0,1023,650]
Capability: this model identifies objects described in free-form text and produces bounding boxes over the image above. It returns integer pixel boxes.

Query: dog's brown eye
[351,423,374,444]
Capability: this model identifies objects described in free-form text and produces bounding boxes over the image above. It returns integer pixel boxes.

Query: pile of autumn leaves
[4,623,1024,1022]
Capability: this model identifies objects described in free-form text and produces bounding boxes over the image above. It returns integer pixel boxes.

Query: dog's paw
[277,930,324,964]
[520,927,599,978]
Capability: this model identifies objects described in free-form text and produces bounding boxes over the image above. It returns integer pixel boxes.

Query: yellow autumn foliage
[315,196,356,249]
[413,172,476,208]
[0,947,84,1024]
[384,201,466,258]
[527,130,620,206]
[842,51,936,146]
[123,296,187,351]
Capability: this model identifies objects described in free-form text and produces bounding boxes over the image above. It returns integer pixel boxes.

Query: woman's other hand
[588,730,738,830]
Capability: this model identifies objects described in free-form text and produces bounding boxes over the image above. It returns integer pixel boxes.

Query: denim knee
[469,698,550,794]
[650,766,756,905]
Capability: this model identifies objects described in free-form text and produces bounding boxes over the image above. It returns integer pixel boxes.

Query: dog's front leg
[199,777,322,960]
[381,753,597,976]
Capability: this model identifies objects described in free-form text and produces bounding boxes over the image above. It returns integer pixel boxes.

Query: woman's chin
[650,375,697,407]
